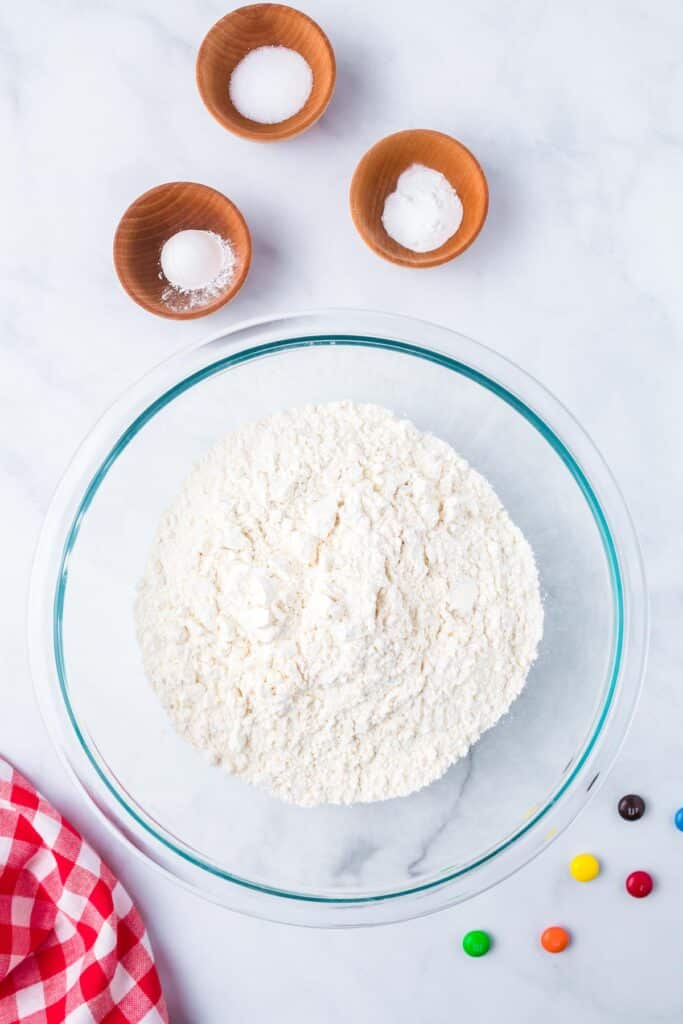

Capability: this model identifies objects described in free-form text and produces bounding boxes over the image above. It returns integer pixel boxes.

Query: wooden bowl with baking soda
[196,4,336,142]
[113,182,251,320]
[350,130,488,268]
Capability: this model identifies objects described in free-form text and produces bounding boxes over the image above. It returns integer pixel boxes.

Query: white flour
[135,402,543,806]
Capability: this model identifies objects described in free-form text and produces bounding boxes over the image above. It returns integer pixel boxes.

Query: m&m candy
[618,794,645,821]
[462,930,491,957]
[626,870,653,898]
[674,807,683,831]
[569,853,600,882]
[541,926,570,953]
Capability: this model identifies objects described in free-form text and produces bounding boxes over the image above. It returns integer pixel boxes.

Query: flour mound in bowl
[135,402,543,806]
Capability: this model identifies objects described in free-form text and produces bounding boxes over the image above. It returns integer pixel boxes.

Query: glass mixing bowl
[29,311,647,926]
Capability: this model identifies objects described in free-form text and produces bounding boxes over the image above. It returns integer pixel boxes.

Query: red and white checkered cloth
[0,759,168,1024]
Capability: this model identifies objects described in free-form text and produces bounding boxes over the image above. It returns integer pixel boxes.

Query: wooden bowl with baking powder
[196,4,336,142]
[350,129,489,268]
[113,182,251,320]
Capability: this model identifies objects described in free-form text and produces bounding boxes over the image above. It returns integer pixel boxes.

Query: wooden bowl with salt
[350,129,489,268]
[113,182,251,321]
[196,4,336,142]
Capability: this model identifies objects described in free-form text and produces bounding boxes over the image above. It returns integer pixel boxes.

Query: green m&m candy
[462,930,491,957]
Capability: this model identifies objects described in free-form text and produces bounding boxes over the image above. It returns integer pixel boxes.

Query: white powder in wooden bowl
[229,46,313,124]
[382,164,463,253]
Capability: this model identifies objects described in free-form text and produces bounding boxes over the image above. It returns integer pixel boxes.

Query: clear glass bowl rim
[29,310,648,927]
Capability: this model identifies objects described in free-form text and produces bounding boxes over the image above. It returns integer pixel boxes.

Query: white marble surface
[2,0,682,1019]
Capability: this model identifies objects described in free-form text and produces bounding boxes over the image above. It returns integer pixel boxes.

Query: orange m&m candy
[541,926,570,953]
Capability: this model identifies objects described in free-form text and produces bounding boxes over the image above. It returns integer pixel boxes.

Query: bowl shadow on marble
[453,153,515,269]
[314,56,366,141]
[217,216,282,324]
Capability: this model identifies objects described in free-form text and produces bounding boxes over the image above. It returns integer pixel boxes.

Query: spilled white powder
[382,163,463,253]
[229,45,313,124]
[135,402,543,806]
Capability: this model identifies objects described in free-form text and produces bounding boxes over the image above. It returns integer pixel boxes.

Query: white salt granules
[382,163,464,253]
[229,45,313,124]
[135,402,543,806]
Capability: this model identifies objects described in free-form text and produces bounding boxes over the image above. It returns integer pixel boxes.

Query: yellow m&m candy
[569,853,600,882]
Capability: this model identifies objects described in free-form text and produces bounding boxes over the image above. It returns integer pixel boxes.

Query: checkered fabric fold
[0,759,168,1024]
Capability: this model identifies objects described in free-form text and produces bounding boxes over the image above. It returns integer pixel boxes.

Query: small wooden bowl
[113,182,251,320]
[196,4,335,142]
[350,130,489,268]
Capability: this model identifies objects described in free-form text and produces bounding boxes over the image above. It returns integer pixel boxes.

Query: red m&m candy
[626,870,653,898]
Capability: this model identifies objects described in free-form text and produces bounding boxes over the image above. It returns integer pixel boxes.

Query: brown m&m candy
[618,794,645,821]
